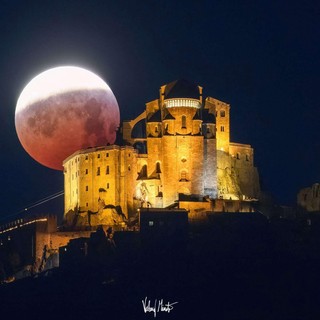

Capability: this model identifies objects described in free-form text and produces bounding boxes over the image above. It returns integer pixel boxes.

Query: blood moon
[15,66,120,170]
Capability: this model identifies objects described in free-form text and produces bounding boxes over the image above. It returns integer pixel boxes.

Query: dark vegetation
[1,214,320,319]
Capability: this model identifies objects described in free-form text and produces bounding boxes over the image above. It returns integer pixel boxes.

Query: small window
[155,126,158,133]
[106,153,109,158]
[86,203,88,207]
[97,167,100,176]
[86,186,88,191]
[97,154,100,159]
[180,170,187,182]
[221,126,225,132]
[149,221,154,227]
[128,165,131,171]
[246,155,249,161]
[236,153,240,160]
[206,127,210,133]
[220,110,225,117]
[85,169,88,174]
[182,115,187,129]
[107,183,109,189]
[156,162,161,173]
[106,166,110,174]
[85,155,88,160]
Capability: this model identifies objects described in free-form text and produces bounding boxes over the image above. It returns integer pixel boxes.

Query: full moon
[15,66,120,170]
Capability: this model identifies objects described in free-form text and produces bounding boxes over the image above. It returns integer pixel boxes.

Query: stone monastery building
[63,80,260,228]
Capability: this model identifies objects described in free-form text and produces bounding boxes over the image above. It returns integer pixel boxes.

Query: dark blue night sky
[0,0,319,220]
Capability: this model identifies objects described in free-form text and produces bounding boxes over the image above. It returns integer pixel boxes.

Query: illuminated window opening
[182,115,187,129]
[149,221,154,227]
[139,165,147,179]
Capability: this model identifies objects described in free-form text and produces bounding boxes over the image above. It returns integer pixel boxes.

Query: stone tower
[123,80,218,208]
[63,145,137,228]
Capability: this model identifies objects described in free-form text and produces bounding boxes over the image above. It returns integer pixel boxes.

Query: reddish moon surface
[15,66,120,171]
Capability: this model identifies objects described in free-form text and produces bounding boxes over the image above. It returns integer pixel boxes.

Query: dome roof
[164,79,200,100]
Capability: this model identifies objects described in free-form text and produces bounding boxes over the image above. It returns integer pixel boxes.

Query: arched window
[138,165,148,179]
[181,115,187,129]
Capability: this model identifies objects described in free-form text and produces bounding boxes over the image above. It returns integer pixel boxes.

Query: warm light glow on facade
[164,98,201,109]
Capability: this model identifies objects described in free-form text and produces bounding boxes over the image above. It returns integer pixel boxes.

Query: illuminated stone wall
[63,80,260,227]
[0,215,58,270]
[63,145,137,227]
[123,80,260,207]
[229,143,260,199]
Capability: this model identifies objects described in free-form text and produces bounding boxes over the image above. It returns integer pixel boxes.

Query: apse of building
[63,80,260,227]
